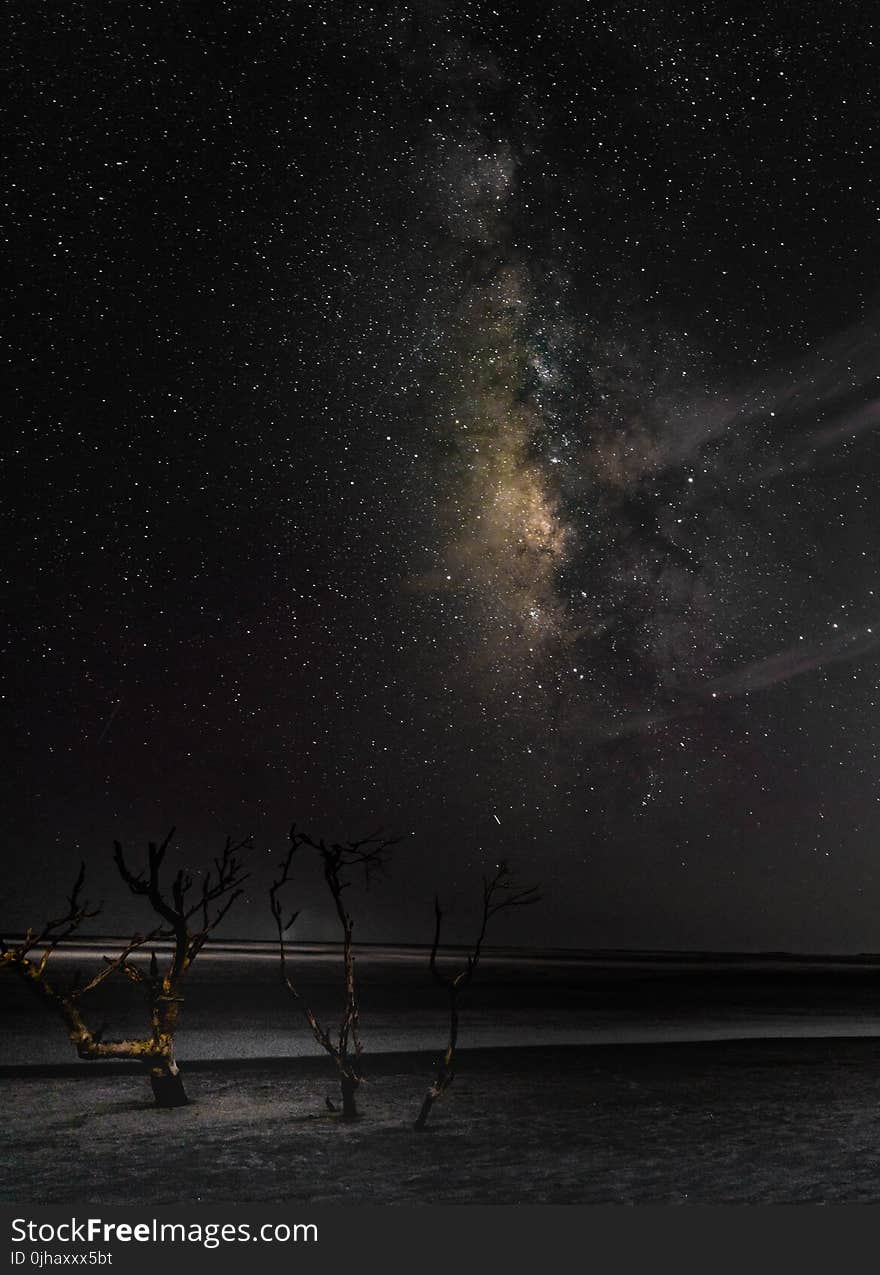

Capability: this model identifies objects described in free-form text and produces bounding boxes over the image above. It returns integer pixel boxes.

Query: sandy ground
[6,947,880,1203]
[4,1040,880,1205]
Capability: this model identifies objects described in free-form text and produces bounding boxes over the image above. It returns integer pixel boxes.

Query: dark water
[4,941,880,1065]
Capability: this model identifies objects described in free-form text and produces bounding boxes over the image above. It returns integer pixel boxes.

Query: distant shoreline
[8,936,880,971]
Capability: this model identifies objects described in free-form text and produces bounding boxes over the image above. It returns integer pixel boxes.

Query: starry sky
[5,1,880,950]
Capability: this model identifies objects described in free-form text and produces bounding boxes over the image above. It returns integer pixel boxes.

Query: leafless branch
[269,822,396,1120]
[416,861,540,1129]
[1,861,101,972]
[71,932,157,999]
[3,832,251,1108]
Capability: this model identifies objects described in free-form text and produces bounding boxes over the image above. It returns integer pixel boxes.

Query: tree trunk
[414,1091,435,1130]
[340,1073,359,1121]
[148,1055,189,1107]
[416,996,457,1129]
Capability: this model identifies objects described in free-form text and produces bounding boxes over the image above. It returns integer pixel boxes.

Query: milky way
[409,33,880,765]
[412,122,572,689]
[406,64,720,762]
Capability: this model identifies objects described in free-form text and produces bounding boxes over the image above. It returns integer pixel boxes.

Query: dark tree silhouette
[415,862,540,1130]
[2,831,250,1107]
[110,828,251,1105]
[269,825,395,1121]
[0,864,152,1074]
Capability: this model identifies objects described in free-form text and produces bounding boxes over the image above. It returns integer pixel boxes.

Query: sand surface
[4,1041,880,1205]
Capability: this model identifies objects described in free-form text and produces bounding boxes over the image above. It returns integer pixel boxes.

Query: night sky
[5,2,880,951]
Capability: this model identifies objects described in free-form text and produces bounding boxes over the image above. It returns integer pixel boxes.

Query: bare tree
[0,864,150,1073]
[269,824,394,1121]
[415,862,540,1130]
[110,828,251,1105]
[1,831,250,1107]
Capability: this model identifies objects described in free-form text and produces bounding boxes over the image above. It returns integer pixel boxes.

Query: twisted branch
[416,861,540,1130]
[269,823,396,1118]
